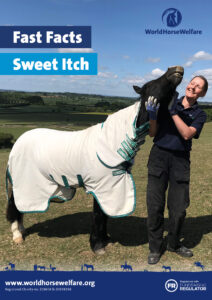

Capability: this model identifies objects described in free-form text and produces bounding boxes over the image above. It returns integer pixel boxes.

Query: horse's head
[133,66,184,125]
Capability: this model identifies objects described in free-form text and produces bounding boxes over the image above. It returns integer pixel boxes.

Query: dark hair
[191,75,208,95]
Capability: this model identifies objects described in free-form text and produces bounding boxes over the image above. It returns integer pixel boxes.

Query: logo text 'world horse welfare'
[145,8,202,35]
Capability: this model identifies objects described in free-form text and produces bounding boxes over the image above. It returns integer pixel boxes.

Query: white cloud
[57,48,94,53]
[121,68,165,86]
[184,61,193,67]
[98,72,118,79]
[121,75,146,85]
[193,51,212,60]
[192,68,212,87]
[193,68,212,76]
[147,57,161,63]
[151,68,164,77]
[184,51,212,67]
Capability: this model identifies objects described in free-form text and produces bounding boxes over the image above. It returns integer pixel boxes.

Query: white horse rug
[6,102,149,217]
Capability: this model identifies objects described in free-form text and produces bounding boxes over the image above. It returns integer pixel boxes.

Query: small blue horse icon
[194,262,205,271]
[5,262,15,271]
[162,265,171,272]
[83,264,94,271]
[121,262,132,271]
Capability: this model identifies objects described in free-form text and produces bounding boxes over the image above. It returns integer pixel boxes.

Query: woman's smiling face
[185,77,206,101]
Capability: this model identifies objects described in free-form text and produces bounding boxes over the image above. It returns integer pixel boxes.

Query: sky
[0,0,212,101]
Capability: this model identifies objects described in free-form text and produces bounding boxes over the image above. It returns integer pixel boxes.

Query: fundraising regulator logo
[145,8,202,35]
[165,279,178,293]
[165,279,207,293]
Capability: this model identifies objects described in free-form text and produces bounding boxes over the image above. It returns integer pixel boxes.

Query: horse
[121,262,132,271]
[83,264,94,271]
[6,66,184,255]
[162,265,171,272]
[194,261,205,271]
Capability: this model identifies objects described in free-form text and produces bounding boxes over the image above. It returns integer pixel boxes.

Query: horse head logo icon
[162,8,182,27]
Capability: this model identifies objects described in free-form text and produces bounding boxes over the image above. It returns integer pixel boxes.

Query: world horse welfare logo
[145,8,202,35]
[162,8,182,27]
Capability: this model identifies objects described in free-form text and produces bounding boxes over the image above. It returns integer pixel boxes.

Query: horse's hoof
[94,248,106,255]
[13,237,24,244]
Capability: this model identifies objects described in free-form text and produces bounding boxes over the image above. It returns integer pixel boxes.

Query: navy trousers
[146,144,190,253]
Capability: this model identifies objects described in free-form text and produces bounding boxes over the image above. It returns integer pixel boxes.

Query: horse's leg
[6,190,25,244]
[90,198,109,254]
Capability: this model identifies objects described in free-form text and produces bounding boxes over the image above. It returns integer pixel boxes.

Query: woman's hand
[168,91,179,116]
[145,96,160,120]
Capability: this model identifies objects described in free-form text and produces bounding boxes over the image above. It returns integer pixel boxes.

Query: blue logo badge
[162,8,182,27]
[165,279,178,292]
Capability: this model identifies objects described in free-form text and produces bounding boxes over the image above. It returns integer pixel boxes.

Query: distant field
[0,112,107,126]
[0,115,211,272]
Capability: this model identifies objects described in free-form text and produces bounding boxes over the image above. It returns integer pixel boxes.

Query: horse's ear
[133,85,142,94]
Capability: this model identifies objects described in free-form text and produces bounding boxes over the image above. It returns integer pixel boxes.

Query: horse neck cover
[7,102,149,217]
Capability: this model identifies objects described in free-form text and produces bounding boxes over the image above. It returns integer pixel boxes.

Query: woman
[146,75,208,264]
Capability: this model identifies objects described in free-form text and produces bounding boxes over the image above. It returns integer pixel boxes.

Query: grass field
[0,117,211,272]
